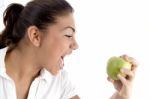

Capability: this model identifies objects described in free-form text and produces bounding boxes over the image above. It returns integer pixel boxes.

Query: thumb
[117,74,127,85]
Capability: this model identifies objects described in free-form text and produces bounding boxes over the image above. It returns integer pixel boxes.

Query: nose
[70,39,79,50]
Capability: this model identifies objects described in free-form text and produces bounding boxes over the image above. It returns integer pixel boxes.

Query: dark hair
[0,0,73,49]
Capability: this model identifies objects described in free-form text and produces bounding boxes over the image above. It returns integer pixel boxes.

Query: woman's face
[38,14,78,75]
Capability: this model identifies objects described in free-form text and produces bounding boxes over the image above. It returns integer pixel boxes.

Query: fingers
[107,67,135,84]
[117,67,135,85]
[108,68,134,87]
[107,54,138,91]
[117,74,126,85]
[120,54,138,74]
[120,54,138,67]
[121,68,134,81]
[132,64,138,75]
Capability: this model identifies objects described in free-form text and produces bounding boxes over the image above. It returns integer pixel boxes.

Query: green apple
[107,56,132,80]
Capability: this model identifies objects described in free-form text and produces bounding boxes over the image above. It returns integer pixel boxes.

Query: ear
[26,26,41,47]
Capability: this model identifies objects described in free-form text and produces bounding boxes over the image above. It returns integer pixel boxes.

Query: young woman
[0,0,137,99]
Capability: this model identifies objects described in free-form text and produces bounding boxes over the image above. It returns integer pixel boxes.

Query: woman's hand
[108,55,138,99]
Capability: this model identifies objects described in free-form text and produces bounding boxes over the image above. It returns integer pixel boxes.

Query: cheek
[40,41,62,64]
[49,38,69,53]
[41,45,62,74]
[40,35,69,63]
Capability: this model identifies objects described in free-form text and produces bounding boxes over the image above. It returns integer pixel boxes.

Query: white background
[0,0,150,99]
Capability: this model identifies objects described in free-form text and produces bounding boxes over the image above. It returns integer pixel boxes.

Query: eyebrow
[63,26,76,33]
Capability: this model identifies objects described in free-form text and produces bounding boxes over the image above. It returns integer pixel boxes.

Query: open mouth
[59,56,64,69]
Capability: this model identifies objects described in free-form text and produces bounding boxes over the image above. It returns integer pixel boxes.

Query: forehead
[55,14,75,29]
[42,14,75,34]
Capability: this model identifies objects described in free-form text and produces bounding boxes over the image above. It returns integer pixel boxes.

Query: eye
[65,35,73,38]
[63,28,74,38]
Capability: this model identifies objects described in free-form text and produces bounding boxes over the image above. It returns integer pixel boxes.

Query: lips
[59,52,71,69]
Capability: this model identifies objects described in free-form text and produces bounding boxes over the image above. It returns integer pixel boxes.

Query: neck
[5,46,42,81]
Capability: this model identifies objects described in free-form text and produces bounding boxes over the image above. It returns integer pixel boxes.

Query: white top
[0,48,77,99]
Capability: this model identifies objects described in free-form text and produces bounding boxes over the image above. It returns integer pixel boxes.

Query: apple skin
[107,56,132,80]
